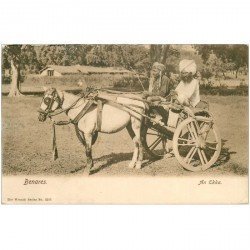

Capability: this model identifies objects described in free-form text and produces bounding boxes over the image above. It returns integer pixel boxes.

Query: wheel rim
[173,117,221,171]
[143,125,169,158]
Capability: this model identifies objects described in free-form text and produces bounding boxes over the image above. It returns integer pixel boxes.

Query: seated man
[144,62,172,123]
[147,62,172,100]
[167,59,200,129]
[164,59,200,158]
[174,59,200,107]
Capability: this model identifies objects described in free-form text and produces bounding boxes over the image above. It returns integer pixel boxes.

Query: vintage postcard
[1,44,248,204]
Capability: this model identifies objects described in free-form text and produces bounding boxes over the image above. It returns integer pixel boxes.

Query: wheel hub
[195,137,206,149]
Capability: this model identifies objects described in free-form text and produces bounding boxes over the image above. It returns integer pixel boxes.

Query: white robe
[175,79,200,107]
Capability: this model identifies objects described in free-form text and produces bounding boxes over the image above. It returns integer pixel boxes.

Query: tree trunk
[235,68,239,79]
[150,45,170,64]
[160,45,170,64]
[8,59,23,97]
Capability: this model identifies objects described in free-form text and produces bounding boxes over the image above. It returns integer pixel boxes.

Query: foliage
[3,45,150,74]
[200,84,248,96]
[85,45,150,73]
[200,53,225,80]
[35,45,93,69]
[2,76,11,84]
[194,45,248,78]
[149,45,180,74]
[3,45,39,72]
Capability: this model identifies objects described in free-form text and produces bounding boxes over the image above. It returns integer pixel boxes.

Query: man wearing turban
[144,62,172,124]
[147,62,172,99]
[174,59,200,107]
[165,59,201,157]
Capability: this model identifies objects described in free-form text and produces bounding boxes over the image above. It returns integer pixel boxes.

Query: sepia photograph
[1,44,248,204]
[1,1,250,250]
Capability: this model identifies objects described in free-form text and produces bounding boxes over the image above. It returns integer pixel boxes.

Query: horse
[38,87,146,175]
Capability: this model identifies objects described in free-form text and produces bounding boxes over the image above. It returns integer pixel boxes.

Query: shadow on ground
[89,138,247,175]
[213,139,236,166]
[91,152,133,175]
[211,139,248,175]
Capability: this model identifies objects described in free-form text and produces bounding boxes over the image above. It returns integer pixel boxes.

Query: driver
[164,59,201,158]
[173,59,200,107]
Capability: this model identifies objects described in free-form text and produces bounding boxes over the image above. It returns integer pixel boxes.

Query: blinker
[44,97,51,105]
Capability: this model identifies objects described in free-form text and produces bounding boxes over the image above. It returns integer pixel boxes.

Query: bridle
[38,88,91,121]
[38,88,63,117]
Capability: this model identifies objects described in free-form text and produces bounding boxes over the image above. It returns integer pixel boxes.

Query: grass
[200,84,248,96]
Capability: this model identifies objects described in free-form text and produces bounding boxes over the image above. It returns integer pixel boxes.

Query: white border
[1,1,250,250]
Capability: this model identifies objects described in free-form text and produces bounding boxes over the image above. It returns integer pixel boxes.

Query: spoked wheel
[142,106,173,159]
[173,117,221,171]
[142,124,171,159]
[92,131,98,145]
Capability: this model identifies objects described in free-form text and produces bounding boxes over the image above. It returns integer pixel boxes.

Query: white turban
[179,59,197,75]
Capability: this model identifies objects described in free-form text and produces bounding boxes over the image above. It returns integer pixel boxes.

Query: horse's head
[38,87,62,122]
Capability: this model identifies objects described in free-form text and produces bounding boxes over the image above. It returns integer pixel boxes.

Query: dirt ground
[2,95,248,177]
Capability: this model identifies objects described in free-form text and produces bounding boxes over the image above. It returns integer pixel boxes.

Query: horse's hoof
[128,162,135,169]
[135,162,142,169]
[83,168,91,176]
[83,171,89,176]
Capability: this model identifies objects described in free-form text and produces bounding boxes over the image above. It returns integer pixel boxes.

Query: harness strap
[108,101,141,122]
[71,100,95,124]
[51,99,94,160]
[97,100,103,131]
[97,97,145,122]
[48,95,84,117]
[54,120,72,126]
[74,124,86,146]
[52,122,59,161]
[95,88,143,95]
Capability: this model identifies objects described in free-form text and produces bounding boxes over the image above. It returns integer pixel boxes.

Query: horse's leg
[130,117,143,170]
[165,139,173,158]
[126,122,137,169]
[135,125,143,170]
[82,133,93,175]
[128,136,139,169]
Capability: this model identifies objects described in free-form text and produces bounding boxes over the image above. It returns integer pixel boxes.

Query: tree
[149,45,179,64]
[224,45,248,78]
[149,45,180,75]
[194,45,248,78]
[85,45,150,72]
[118,45,150,72]
[34,45,93,70]
[3,45,23,97]
[3,45,39,97]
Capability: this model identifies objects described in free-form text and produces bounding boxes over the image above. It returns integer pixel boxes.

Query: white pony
[38,87,146,175]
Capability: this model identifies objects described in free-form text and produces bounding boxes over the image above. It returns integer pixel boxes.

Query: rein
[47,95,85,118]
[92,88,143,95]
